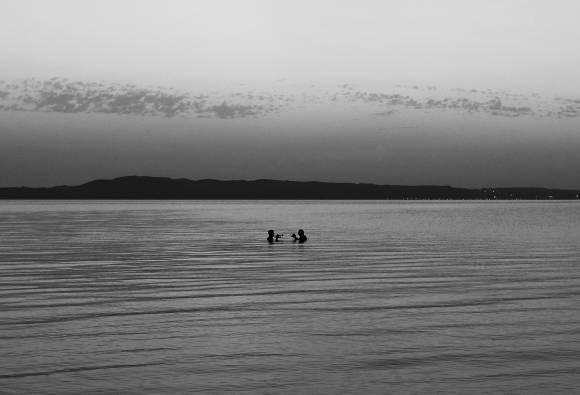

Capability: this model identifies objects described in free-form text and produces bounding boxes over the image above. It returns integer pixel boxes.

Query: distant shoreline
[0,176,578,200]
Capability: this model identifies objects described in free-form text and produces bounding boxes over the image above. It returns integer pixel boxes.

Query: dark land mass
[0,176,578,200]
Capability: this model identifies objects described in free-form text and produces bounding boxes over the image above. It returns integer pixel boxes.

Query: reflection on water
[1,201,579,394]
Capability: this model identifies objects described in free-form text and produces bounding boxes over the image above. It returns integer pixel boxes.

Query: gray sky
[3,0,580,93]
[1,0,580,188]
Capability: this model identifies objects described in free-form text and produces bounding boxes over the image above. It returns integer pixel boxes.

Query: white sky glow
[2,0,579,94]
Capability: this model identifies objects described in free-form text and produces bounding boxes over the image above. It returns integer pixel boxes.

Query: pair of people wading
[267,229,307,243]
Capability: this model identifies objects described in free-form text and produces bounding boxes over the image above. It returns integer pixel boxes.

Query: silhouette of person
[291,229,307,243]
[267,230,283,243]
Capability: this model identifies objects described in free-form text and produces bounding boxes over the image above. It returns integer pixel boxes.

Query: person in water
[291,229,307,243]
[267,230,283,243]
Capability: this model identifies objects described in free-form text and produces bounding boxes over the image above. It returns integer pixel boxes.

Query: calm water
[1,201,579,394]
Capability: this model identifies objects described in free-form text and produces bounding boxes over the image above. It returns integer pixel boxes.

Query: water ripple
[1,200,579,394]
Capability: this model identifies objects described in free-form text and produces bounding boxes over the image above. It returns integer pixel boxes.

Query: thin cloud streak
[1,78,579,120]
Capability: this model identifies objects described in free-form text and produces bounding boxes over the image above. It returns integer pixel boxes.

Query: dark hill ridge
[0,176,578,200]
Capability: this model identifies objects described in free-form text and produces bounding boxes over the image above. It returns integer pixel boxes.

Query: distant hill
[0,176,578,200]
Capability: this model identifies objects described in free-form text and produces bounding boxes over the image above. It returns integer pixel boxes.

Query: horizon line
[3,175,579,192]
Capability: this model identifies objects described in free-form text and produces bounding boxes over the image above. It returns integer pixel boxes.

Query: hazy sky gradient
[1,1,579,188]
[3,0,580,93]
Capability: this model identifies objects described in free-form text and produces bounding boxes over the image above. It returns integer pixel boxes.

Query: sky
[1,0,579,188]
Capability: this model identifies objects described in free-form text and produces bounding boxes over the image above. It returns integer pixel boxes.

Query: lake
[1,201,579,394]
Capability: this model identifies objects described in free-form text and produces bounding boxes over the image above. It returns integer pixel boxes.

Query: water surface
[1,201,579,394]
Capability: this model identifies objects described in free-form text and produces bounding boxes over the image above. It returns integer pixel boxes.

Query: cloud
[0,78,279,119]
[339,88,540,118]
[205,102,262,119]
[558,104,579,118]
[374,109,398,116]
[485,97,533,117]
[0,78,578,121]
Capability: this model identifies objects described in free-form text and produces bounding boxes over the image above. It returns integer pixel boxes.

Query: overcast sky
[1,1,579,188]
[3,0,580,93]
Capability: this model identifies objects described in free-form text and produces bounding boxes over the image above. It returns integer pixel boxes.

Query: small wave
[0,362,164,380]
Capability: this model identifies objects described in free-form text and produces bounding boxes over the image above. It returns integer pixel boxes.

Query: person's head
[298,229,304,236]
[268,230,274,236]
